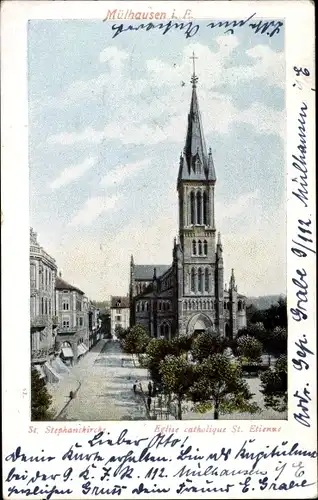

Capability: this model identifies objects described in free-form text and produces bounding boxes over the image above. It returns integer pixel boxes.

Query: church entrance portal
[187,314,213,337]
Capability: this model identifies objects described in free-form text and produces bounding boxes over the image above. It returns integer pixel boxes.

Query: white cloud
[49,156,97,190]
[70,195,120,226]
[47,127,104,146]
[100,159,150,188]
[216,190,259,221]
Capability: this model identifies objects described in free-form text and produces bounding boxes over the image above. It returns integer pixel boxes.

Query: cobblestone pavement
[56,340,149,421]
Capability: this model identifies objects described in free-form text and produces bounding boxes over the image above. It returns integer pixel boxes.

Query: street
[52,339,287,421]
[55,340,149,421]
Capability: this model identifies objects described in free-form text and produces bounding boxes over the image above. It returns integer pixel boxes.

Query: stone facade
[110,296,130,335]
[30,228,59,360]
[55,275,89,364]
[129,70,247,339]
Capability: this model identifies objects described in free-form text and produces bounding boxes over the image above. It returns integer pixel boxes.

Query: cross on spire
[190,51,198,87]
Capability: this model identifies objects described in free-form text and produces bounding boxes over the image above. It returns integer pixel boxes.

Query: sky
[28,20,286,301]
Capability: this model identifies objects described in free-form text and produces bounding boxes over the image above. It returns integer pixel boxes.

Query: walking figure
[148,381,152,397]
[147,396,152,411]
[133,380,138,394]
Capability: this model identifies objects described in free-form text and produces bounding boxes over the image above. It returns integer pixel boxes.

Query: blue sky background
[28,20,286,300]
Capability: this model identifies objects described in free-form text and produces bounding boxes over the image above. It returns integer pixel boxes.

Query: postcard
[1,1,317,498]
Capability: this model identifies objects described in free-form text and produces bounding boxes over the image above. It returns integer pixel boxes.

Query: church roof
[178,62,216,184]
[134,265,171,280]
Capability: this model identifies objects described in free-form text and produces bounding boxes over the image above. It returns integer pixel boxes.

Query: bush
[31,367,54,420]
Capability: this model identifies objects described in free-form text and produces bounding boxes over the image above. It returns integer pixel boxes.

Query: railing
[57,327,78,335]
[30,245,56,266]
[31,315,49,328]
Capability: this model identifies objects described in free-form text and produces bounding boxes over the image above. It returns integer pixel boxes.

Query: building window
[63,301,69,311]
[238,300,242,311]
[158,301,162,311]
[203,191,208,225]
[141,302,145,312]
[115,315,121,321]
[198,240,202,255]
[160,322,170,338]
[79,317,83,326]
[145,302,149,312]
[203,240,208,256]
[205,268,209,292]
[196,191,202,224]
[136,303,140,312]
[191,268,195,292]
[41,297,44,314]
[49,299,51,315]
[192,239,196,255]
[190,191,195,224]
[62,320,70,328]
[198,268,203,292]
[30,264,36,288]
[116,308,121,314]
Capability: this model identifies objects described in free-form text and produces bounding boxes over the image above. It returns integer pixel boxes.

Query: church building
[129,60,247,339]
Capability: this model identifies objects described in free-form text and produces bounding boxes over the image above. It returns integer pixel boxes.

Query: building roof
[178,72,216,184]
[111,296,130,308]
[134,265,171,280]
[55,276,84,295]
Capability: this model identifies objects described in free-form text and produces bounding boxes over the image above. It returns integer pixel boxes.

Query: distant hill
[91,300,110,312]
[246,295,285,310]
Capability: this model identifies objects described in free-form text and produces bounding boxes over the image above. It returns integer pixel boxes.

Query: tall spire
[178,52,216,183]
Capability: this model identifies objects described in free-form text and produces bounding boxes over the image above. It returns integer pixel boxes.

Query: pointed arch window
[203,240,208,256]
[198,268,203,292]
[190,191,195,224]
[192,239,197,255]
[198,240,202,255]
[203,191,208,225]
[205,268,209,292]
[196,191,202,224]
[191,268,195,292]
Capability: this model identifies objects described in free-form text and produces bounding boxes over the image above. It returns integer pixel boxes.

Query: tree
[145,338,178,386]
[237,322,267,345]
[190,354,260,419]
[192,331,227,363]
[31,367,54,420]
[260,355,287,412]
[159,355,196,420]
[237,335,263,363]
[267,326,287,356]
[115,325,128,341]
[123,325,150,354]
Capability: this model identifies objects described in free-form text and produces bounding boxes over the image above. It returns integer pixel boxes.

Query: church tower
[176,53,223,336]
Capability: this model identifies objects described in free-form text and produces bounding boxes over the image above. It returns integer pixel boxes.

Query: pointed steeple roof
[178,52,216,184]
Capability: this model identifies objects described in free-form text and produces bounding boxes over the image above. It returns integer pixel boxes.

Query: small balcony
[31,315,48,329]
[57,327,78,335]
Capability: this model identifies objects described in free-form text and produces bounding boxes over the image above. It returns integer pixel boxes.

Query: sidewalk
[49,339,107,419]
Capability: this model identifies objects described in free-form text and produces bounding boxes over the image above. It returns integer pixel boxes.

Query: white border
[1,2,316,499]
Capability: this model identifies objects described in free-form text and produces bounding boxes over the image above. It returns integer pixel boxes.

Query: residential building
[88,303,101,348]
[55,275,89,364]
[129,67,247,339]
[110,296,130,336]
[30,228,59,363]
